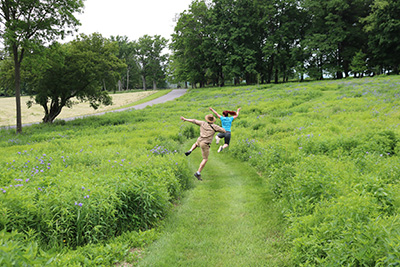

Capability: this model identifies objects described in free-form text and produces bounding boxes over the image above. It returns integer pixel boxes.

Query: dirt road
[2,89,187,129]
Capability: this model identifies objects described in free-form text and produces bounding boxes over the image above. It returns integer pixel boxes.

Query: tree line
[170,0,400,86]
[1,0,399,131]
[0,32,168,124]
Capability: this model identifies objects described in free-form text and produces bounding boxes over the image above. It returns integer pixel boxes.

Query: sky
[64,0,194,42]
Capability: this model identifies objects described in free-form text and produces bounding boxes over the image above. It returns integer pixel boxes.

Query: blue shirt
[220,116,234,132]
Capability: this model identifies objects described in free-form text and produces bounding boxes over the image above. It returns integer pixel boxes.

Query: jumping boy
[181,114,226,180]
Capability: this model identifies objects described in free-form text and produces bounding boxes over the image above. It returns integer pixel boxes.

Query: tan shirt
[192,120,226,144]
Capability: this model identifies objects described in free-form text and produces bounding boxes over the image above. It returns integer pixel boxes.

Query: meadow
[0,90,159,127]
[1,75,400,265]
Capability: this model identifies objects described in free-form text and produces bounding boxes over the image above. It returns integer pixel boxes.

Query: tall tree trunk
[219,71,224,87]
[126,68,130,90]
[103,79,107,91]
[319,55,323,80]
[118,80,122,91]
[13,44,23,134]
[153,80,157,90]
[142,75,146,90]
[266,55,274,83]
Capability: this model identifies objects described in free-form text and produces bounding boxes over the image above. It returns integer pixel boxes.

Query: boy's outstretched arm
[181,116,196,123]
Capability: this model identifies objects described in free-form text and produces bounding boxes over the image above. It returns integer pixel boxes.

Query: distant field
[0,91,157,126]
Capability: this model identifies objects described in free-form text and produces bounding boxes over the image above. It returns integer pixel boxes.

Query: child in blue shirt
[209,107,241,152]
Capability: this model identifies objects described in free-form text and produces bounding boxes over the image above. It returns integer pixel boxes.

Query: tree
[0,0,83,133]
[350,50,368,77]
[0,54,14,96]
[111,35,141,90]
[301,0,372,79]
[171,0,211,87]
[134,35,168,90]
[25,33,126,123]
[363,0,400,74]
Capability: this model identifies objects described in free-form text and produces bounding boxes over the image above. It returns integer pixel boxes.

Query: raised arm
[181,116,198,124]
[209,107,221,118]
[233,107,241,119]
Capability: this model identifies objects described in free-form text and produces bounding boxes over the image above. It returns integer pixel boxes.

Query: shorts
[217,131,231,145]
[196,141,211,159]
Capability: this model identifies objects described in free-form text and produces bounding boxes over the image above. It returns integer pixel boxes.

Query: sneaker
[215,136,221,144]
[185,151,191,156]
[217,146,223,153]
[194,172,202,181]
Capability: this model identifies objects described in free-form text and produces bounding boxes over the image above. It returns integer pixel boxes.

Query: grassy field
[0,90,160,127]
[137,146,290,266]
[1,75,400,266]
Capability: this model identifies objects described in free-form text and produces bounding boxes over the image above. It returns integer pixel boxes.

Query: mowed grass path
[137,146,290,266]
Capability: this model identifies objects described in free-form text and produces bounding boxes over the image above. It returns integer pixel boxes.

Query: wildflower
[78,203,83,207]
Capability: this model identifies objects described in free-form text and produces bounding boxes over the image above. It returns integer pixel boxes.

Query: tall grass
[1,75,400,265]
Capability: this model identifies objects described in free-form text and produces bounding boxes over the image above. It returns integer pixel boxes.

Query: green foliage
[213,76,400,265]
[170,0,395,85]
[134,35,168,90]
[0,94,193,264]
[0,0,84,133]
[350,50,368,76]
[24,33,126,123]
[363,0,400,73]
[1,75,400,265]
[0,230,53,266]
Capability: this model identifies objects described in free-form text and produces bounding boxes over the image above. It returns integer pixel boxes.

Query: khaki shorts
[196,141,210,159]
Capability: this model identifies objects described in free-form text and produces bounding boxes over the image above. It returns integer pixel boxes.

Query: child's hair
[222,110,237,117]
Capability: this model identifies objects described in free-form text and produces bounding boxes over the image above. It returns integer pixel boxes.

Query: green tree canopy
[0,0,84,132]
[169,0,398,85]
[134,35,168,90]
[363,0,400,74]
[25,33,126,123]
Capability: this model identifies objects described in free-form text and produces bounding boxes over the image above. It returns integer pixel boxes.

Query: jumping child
[209,107,241,152]
[181,114,226,180]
